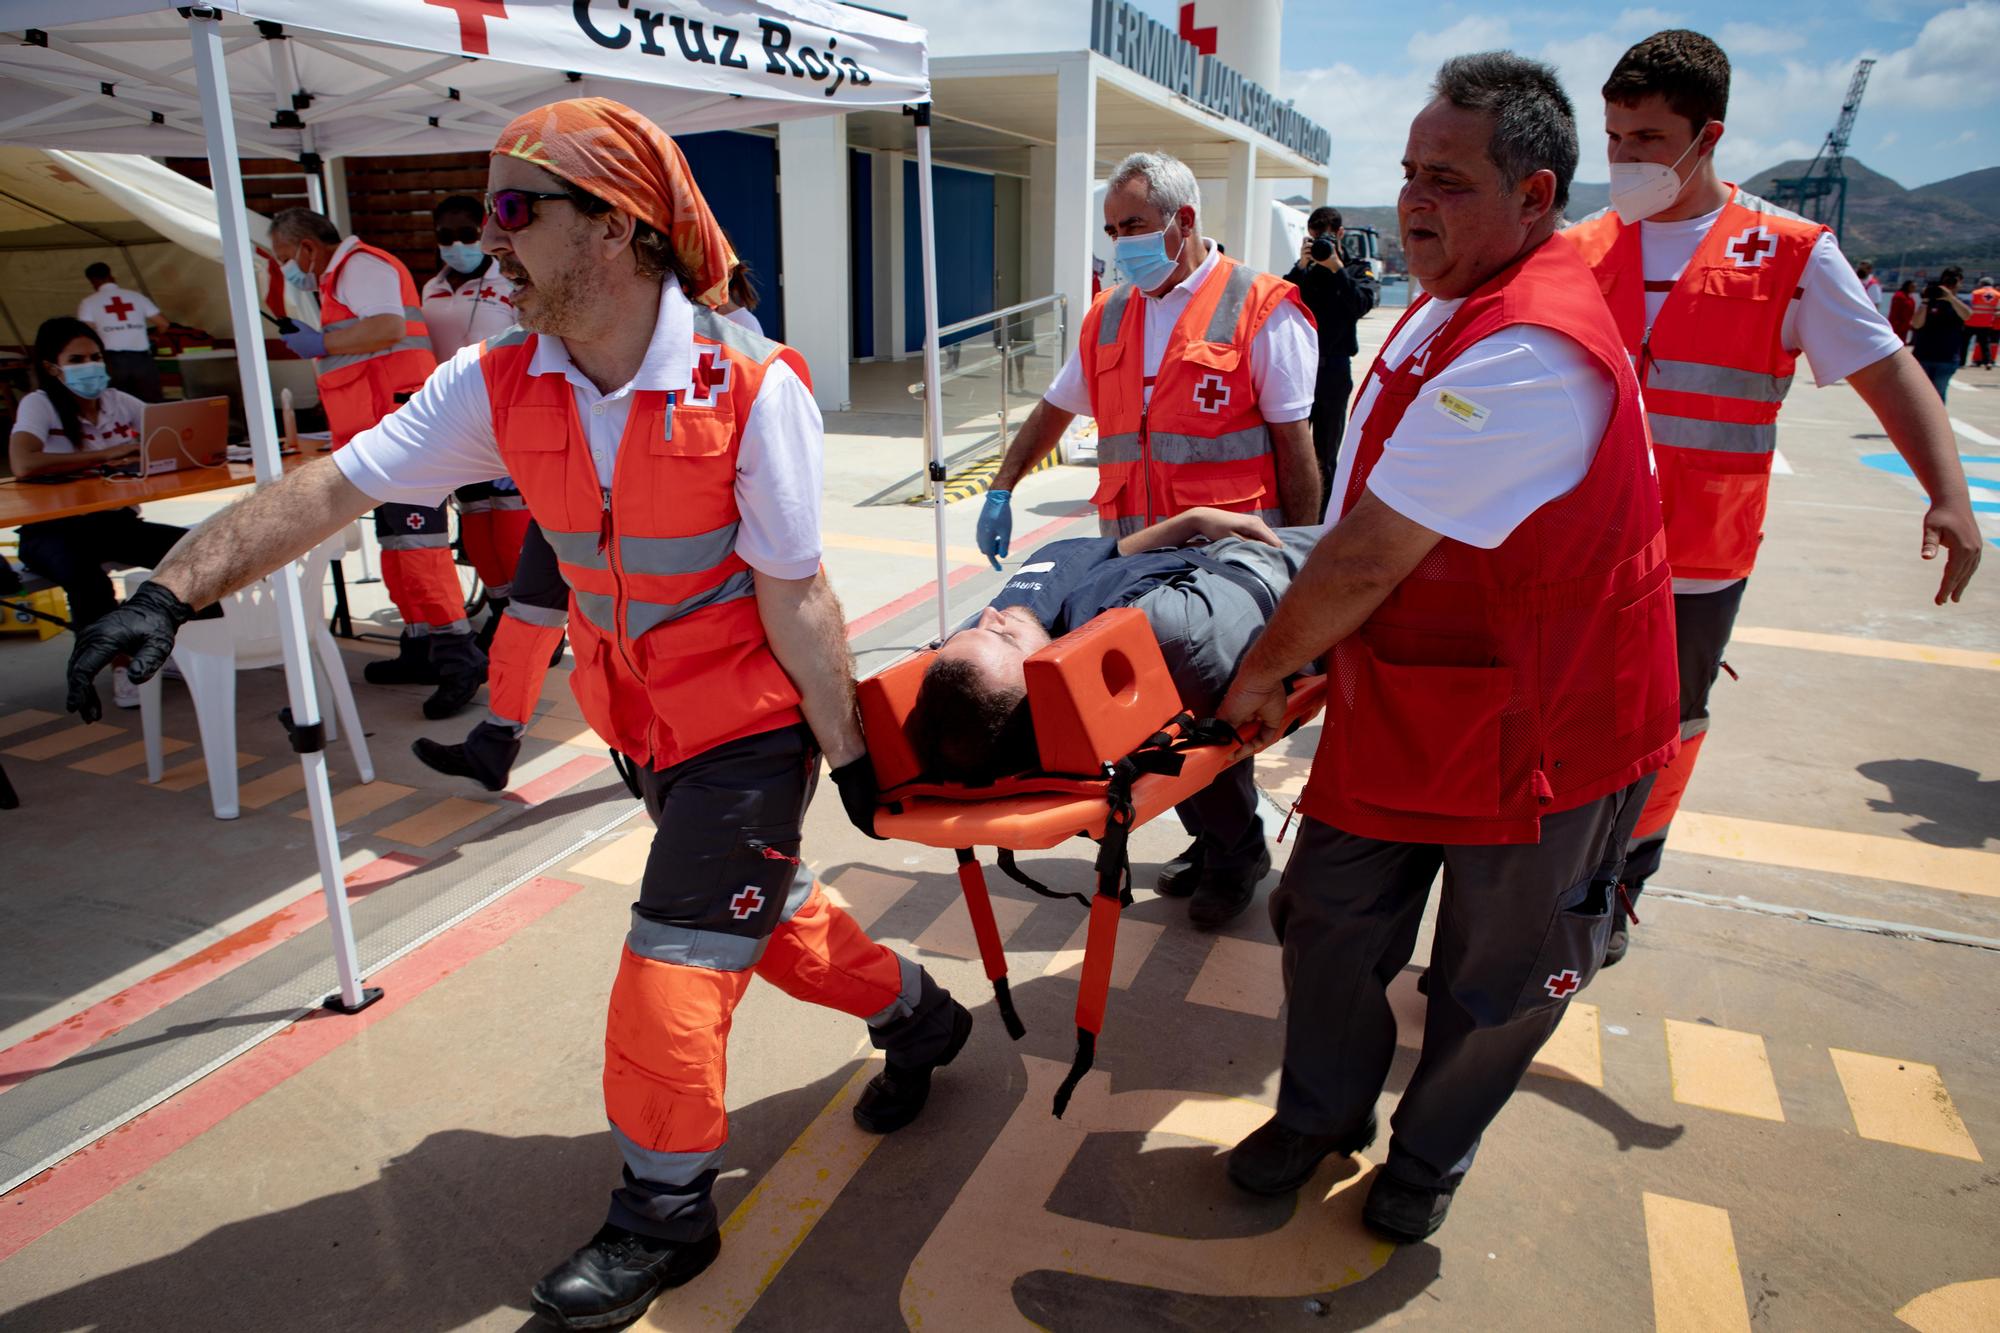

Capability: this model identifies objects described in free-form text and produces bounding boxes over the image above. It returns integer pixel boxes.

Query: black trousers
[1270,778,1652,1192]
[17,509,185,628]
[1310,359,1354,515]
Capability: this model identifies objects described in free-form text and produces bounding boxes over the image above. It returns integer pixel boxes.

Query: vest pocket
[646,406,731,457]
[1179,340,1243,373]
[1659,453,1767,572]
[1337,638,1510,817]
[1611,583,1675,735]
[1089,470,1128,508]
[1166,469,1268,510]
[492,404,569,450]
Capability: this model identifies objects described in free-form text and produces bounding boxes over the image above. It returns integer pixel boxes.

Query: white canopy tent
[0,1,954,1011]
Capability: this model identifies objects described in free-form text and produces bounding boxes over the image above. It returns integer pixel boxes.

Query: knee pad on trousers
[459,508,533,594]
[485,613,566,726]
[603,946,753,1156]
[380,547,468,632]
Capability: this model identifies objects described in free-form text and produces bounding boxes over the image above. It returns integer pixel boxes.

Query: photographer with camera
[1284,206,1376,507]
[1909,267,1973,401]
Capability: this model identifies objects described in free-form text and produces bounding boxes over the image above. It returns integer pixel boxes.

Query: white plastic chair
[126,535,373,819]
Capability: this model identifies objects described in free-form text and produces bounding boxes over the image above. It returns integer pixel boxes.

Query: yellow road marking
[4,721,122,761]
[1532,1003,1604,1087]
[652,1058,887,1330]
[1896,1278,2000,1330]
[0,708,60,740]
[376,795,496,848]
[1829,1049,1982,1160]
[569,828,654,885]
[1731,625,2000,671]
[295,780,414,827]
[153,750,259,791]
[1644,1193,1752,1333]
[70,736,188,775]
[821,530,988,565]
[1185,936,1285,1018]
[235,764,307,810]
[822,867,917,933]
[528,714,603,749]
[1043,916,1164,988]
[1670,812,2000,898]
[913,892,1033,960]
[1664,1020,1785,1121]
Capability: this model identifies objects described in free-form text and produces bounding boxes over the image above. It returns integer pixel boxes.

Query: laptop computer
[138,397,230,475]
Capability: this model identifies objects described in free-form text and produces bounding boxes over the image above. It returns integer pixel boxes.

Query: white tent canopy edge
[0,0,948,1015]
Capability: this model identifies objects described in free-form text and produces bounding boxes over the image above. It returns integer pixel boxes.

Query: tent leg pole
[187,10,375,1014]
[914,110,950,643]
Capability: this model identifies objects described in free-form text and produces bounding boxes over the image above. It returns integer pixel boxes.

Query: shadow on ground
[1858,757,1999,848]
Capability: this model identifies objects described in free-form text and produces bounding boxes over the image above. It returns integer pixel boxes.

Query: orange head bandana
[493,97,736,308]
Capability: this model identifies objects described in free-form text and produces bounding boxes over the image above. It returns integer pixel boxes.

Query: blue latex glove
[976,489,1013,570]
[280,325,327,360]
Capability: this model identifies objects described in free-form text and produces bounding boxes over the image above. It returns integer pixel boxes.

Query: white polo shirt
[421,263,521,361]
[1044,239,1318,422]
[326,235,406,321]
[76,284,158,353]
[333,281,822,580]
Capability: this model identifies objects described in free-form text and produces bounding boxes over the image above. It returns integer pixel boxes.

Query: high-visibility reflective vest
[316,239,438,444]
[481,308,806,768]
[1077,255,1308,538]
[1297,233,1680,846]
[1968,285,2000,329]
[1568,188,1824,581]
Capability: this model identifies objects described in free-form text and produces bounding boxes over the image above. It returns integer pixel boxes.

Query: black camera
[1310,233,1336,262]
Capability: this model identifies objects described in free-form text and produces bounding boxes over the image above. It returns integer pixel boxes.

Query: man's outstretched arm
[1846,347,1982,604]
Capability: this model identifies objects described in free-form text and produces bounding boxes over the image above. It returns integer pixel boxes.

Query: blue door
[676,131,782,342]
[903,159,993,351]
[850,150,874,359]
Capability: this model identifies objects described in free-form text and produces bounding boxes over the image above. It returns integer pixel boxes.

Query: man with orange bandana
[64,99,969,1330]
[979,150,1322,927]
[1568,31,1982,964]
[267,207,489,720]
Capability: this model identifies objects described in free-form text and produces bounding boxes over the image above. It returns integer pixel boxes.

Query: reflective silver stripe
[1202,261,1256,343]
[1147,425,1271,466]
[505,600,569,628]
[628,909,766,972]
[1097,431,1142,464]
[608,1124,725,1188]
[1104,512,1149,538]
[542,527,607,571]
[378,533,450,551]
[429,618,473,637]
[775,863,815,923]
[487,493,528,511]
[1098,285,1135,345]
[866,953,924,1027]
[487,581,514,599]
[316,333,434,374]
[1647,413,1776,455]
[484,711,529,734]
[1731,187,1808,224]
[573,590,614,634]
[691,305,779,362]
[1682,717,1711,741]
[1646,357,1792,403]
[620,522,740,578]
[626,568,757,638]
[486,325,531,351]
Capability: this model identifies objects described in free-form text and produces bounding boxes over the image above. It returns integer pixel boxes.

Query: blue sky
[911,0,1999,203]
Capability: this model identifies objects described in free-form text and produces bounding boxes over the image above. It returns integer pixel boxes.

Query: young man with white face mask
[1566,30,1982,965]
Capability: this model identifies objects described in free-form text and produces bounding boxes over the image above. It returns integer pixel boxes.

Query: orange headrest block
[858,649,936,790]
[1022,607,1180,774]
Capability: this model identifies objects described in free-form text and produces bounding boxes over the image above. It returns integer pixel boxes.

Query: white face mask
[1608,126,1707,225]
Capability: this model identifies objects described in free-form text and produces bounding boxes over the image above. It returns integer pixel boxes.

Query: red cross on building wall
[103,295,135,321]
[1724,226,1777,269]
[1178,3,1217,54]
[425,0,507,56]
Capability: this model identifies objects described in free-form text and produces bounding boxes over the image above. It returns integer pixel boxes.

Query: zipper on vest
[1139,400,1157,525]
[597,488,612,554]
[598,484,643,684]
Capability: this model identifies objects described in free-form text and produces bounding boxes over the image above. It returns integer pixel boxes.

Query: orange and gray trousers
[1622,578,1748,903]
[479,520,567,733]
[609,721,959,1241]
[373,501,467,636]
[455,479,533,601]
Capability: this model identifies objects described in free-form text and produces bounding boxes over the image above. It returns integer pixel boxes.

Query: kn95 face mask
[1609,126,1708,225]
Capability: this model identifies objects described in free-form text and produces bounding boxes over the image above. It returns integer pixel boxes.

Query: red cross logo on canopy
[729,886,765,920]
[1724,226,1777,269]
[688,350,732,407]
[103,295,135,321]
[425,0,507,56]
[1193,372,1230,414]
[1543,969,1582,999]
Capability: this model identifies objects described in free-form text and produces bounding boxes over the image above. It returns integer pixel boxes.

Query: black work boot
[529,1223,720,1330]
[853,999,973,1134]
[363,630,440,686]
[1228,1112,1377,1196]
[422,631,488,721]
[1363,1172,1455,1243]
[1156,840,1205,897]
[475,595,509,654]
[412,720,521,792]
[1188,844,1273,930]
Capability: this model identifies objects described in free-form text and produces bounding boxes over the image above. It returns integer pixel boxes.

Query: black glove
[66,580,196,723]
[829,756,884,840]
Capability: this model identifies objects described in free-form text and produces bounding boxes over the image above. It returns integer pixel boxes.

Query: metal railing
[908,293,1070,461]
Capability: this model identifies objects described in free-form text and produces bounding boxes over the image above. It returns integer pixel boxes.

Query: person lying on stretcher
[907,506,1318,929]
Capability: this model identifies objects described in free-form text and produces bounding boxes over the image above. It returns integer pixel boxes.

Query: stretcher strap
[955,849,1026,1040]
[994,850,1091,909]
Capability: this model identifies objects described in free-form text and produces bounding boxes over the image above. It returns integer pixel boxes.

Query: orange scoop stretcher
[858,608,1326,1116]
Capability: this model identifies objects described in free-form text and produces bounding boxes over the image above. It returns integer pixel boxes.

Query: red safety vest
[316,239,438,445]
[1567,187,1823,581]
[1077,254,1308,538]
[481,307,807,768]
[1297,233,1680,846]
[1968,285,2000,329]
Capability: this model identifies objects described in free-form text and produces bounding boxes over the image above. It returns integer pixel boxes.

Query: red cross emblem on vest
[1543,969,1581,999]
[1193,372,1230,414]
[103,294,135,321]
[1724,225,1777,269]
[729,885,765,920]
[688,349,732,407]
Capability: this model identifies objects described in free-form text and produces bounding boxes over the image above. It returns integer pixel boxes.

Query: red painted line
[504,753,611,806]
[0,854,427,1095]
[0,875,589,1261]
[843,504,1095,640]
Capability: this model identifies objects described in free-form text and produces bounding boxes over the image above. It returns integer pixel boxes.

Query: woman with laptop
[8,317,189,707]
